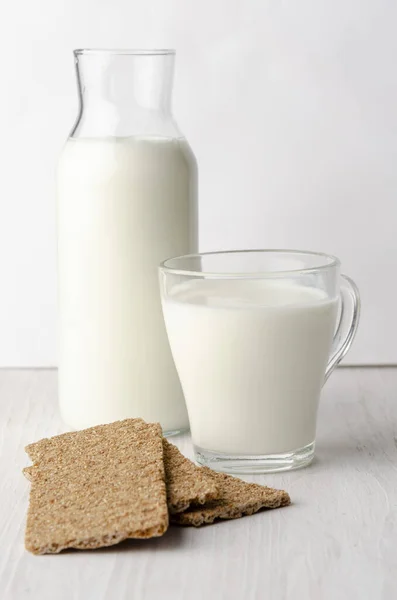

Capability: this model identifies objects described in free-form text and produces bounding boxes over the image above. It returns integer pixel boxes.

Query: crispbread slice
[163,439,219,513]
[25,419,168,554]
[23,465,37,481]
[24,437,220,515]
[171,468,290,526]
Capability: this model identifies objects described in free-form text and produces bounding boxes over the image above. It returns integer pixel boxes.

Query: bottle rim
[74,49,175,57]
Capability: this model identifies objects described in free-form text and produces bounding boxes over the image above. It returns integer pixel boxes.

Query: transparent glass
[71,49,184,139]
[159,250,360,473]
[57,50,198,434]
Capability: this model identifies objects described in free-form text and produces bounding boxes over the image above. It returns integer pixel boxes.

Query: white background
[0,0,396,366]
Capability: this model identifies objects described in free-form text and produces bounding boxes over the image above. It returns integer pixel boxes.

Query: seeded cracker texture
[24,419,168,554]
[25,439,220,516]
[163,439,219,513]
[23,465,37,481]
[171,468,290,526]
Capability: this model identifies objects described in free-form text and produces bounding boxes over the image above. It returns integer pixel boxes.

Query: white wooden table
[1,368,396,600]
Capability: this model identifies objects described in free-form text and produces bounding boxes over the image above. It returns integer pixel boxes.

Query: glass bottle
[57,49,198,434]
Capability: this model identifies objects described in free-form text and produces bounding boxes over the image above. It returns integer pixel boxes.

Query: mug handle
[324,275,361,383]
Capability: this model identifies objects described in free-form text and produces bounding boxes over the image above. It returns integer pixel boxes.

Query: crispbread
[163,439,219,513]
[24,419,168,554]
[24,436,220,515]
[171,468,290,526]
[23,465,36,481]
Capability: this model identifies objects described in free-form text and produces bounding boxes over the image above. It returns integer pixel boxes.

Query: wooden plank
[0,368,396,600]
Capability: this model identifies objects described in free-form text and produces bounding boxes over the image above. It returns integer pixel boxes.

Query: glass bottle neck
[71,50,180,138]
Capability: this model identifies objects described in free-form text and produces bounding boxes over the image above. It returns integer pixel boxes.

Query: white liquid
[57,137,197,431]
[162,280,338,455]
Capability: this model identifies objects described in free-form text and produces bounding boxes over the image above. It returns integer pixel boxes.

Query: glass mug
[159,250,360,473]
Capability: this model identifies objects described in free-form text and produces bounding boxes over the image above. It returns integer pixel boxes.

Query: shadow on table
[314,432,397,467]
[61,526,187,555]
